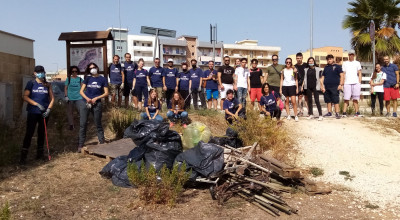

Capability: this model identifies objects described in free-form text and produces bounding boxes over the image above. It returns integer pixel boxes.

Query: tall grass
[109,108,138,139]
[0,201,11,220]
[0,121,21,166]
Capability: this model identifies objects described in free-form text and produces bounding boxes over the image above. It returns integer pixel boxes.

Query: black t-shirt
[249,68,263,88]
[307,68,317,89]
[295,63,307,84]
[218,65,235,84]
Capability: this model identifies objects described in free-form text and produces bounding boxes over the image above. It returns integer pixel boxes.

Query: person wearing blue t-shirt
[320,54,344,119]
[122,53,138,108]
[382,55,400,117]
[203,61,219,110]
[140,89,163,122]
[163,59,179,109]
[167,91,189,128]
[79,63,109,152]
[132,59,151,111]
[149,58,165,105]
[178,63,192,109]
[189,59,205,110]
[64,65,83,130]
[223,89,245,124]
[109,55,125,107]
[260,83,281,120]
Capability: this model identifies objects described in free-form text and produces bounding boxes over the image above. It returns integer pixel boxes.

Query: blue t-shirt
[83,76,108,101]
[149,66,164,88]
[322,64,342,87]
[189,68,203,89]
[223,98,239,114]
[164,68,179,89]
[144,100,161,113]
[25,80,50,114]
[204,69,218,90]
[134,69,149,87]
[109,63,123,84]
[260,93,279,112]
[179,71,191,90]
[382,63,399,88]
[65,77,83,101]
[124,61,138,85]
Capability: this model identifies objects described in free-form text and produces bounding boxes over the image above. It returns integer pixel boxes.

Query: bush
[109,109,138,139]
[1,201,11,220]
[127,161,190,207]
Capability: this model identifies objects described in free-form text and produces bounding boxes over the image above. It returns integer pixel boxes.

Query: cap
[167,58,174,63]
[348,49,355,55]
[34,65,45,73]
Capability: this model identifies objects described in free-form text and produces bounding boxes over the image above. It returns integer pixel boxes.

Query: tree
[343,0,400,62]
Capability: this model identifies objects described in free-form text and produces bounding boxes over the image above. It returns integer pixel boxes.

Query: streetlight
[310,0,313,57]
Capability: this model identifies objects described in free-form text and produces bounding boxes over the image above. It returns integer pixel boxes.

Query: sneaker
[323,112,332,117]
[335,113,341,119]
[385,113,390,117]
[286,116,291,120]
[169,122,174,128]
[318,116,323,121]
[393,112,398,117]
[342,112,347,118]
[307,115,313,120]
[183,124,187,128]
[354,112,360,117]
[298,111,303,117]
[295,116,299,122]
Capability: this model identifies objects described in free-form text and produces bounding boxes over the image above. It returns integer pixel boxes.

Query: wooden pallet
[81,138,136,161]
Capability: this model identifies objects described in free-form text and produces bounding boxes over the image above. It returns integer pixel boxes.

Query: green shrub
[339,100,355,115]
[1,201,11,220]
[310,167,324,177]
[109,109,138,139]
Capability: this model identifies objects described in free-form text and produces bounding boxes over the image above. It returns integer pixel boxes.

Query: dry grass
[109,108,139,139]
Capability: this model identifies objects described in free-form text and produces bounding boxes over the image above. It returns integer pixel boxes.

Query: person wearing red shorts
[249,59,264,110]
[382,55,400,117]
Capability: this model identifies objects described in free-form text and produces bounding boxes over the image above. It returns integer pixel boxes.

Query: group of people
[20,51,400,164]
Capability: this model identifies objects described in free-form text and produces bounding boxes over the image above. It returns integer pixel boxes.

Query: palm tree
[343,0,400,62]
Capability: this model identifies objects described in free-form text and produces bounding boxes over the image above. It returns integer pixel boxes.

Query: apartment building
[289,46,351,68]
[197,41,223,71]
[128,34,157,70]
[106,27,128,64]
[160,38,187,70]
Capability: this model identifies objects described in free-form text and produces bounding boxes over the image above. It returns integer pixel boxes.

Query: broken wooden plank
[82,138,135,160]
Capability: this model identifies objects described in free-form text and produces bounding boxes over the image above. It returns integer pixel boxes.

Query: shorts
[269,85,280,96]
[123,83,133,96]
[282,86,296,97]
[109,83,122,96]
[135,86,148,102]
[220,83,233,99]
[384,87,400,101]
[250,88,262,102]
[206,89,219,100]
[154,87,165,99]
[324,86,340,104]
[343,83,361,101]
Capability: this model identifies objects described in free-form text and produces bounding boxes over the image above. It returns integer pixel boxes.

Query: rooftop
[0,30,34,42]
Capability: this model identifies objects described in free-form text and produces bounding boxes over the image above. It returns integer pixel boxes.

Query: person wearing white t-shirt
[342,50,362,117]
[234,58,250,108]
[280,57,299,121]
[369,63,386,116]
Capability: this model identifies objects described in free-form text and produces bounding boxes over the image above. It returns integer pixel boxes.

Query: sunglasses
[71,70,78,73]
[286,62,292,64]
[224,60,230,62]
[272,59,278,61]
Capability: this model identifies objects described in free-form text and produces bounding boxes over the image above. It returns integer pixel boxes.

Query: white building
[127,35,157,70]
[106,27,129,65]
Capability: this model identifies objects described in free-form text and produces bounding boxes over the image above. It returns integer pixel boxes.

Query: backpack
[271,91,284,110]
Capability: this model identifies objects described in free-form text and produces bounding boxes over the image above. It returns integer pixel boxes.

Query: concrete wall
[0,30,34,58]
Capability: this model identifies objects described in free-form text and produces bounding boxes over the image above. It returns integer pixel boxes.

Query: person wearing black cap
[20,65,55,164]
[189,59,206,109]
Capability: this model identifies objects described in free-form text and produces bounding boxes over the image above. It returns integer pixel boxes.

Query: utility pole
[210,24,217,62]
[310,0,313,57]
[370,20,376,65]
[118,0,122,58]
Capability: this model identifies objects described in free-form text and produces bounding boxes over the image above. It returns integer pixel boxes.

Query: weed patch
[310,167,324,177]
[339,171,356,181]
[109,108,138,139]
[1,201,11,220]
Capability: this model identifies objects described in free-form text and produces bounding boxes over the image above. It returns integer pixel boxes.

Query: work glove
[120,83,124,90]
[86,103,92,109]
[64,96,69,102]
[36,103,45,112]
[148,86,152,91]
[42,108,51,118]
[198,86,202,92]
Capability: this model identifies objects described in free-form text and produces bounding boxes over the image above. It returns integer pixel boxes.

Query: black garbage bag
[175,141,224,179]
[127,144,146,163]
[123,120,162,145]
[99,156,133,188]
[226,127,239,138]
[208,128,243,149]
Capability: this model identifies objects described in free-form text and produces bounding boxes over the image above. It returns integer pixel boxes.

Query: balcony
[256,55,272,60]
[133,46,153,52]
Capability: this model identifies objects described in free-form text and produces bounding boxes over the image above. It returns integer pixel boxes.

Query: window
[147,43,151,47]
[134,42,136,46]
[142,43,144,46]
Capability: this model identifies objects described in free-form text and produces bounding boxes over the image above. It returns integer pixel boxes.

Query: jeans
[371,92,384,113]
[140,112,163,122]
[79,101,104,146]
[67,99,83,126]
[191,89,206,109]
[306,88,322,116]
[21,113,50,158]
[167,111,188,122]
[237,87,248,108]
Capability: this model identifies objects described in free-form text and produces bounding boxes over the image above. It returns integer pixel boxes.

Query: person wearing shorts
[122,53,138,108]
[382,55,400,117]
[249,59,263,110]
[294,52,308,116]
[320,54,344,119]
[342,50,362,117]
[132,59,151,111]
[203,60,219,110]
[109,55,124,107]
[218,56,235,110]
[280,58,298,121]
[149,58,165,105]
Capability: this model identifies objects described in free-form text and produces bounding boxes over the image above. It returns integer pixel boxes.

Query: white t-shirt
[343,60,362,85]
[370,71,386,93]
[235,67,250,88]
[282,68,296,86]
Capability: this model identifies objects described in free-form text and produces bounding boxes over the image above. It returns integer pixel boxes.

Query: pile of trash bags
[208,127,243,149]
[182,122,211,150]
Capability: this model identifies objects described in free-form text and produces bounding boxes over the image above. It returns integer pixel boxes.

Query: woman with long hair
[132,59,151,111]
[166,91,188,127]
[260,83,281,120]
[140,89,163,122]
[303,57,323,121]
[280,57,299,121]
[64,65,83,130]
[370,63,386,115]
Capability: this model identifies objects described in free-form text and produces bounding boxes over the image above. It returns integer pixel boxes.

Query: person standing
[163,58,179,109]
[303,57,323,121]
[265,54,285,95]
[122,53,138,108]
[249,59,264,110]
[320,54,344,119]
[149,58,165,106]
[234,58,250,108]
[178,63,191,109]
[369,63,386,116]
[20,65,55,164]
[382,55,400,117]
[342,50,362,117]
[260,83,281,120]
[189,59,205,110]
[109,55,125,107]
[132,59,151,111]
[64,65,83,130]
[203,60,219,110]
[280,58,299,121]
[294,52,308,116]
[218,56,236,111]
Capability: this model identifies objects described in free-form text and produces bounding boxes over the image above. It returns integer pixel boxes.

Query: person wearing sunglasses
[234,57,250,108]
[218,56,236,111]
[64,65,83,130]
[266,55,285,95]
[280,58,299,121]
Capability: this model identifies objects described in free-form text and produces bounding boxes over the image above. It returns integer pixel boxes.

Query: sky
[0,0,354,72]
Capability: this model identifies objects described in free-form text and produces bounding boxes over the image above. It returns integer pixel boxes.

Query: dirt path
[288,117,400,212]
